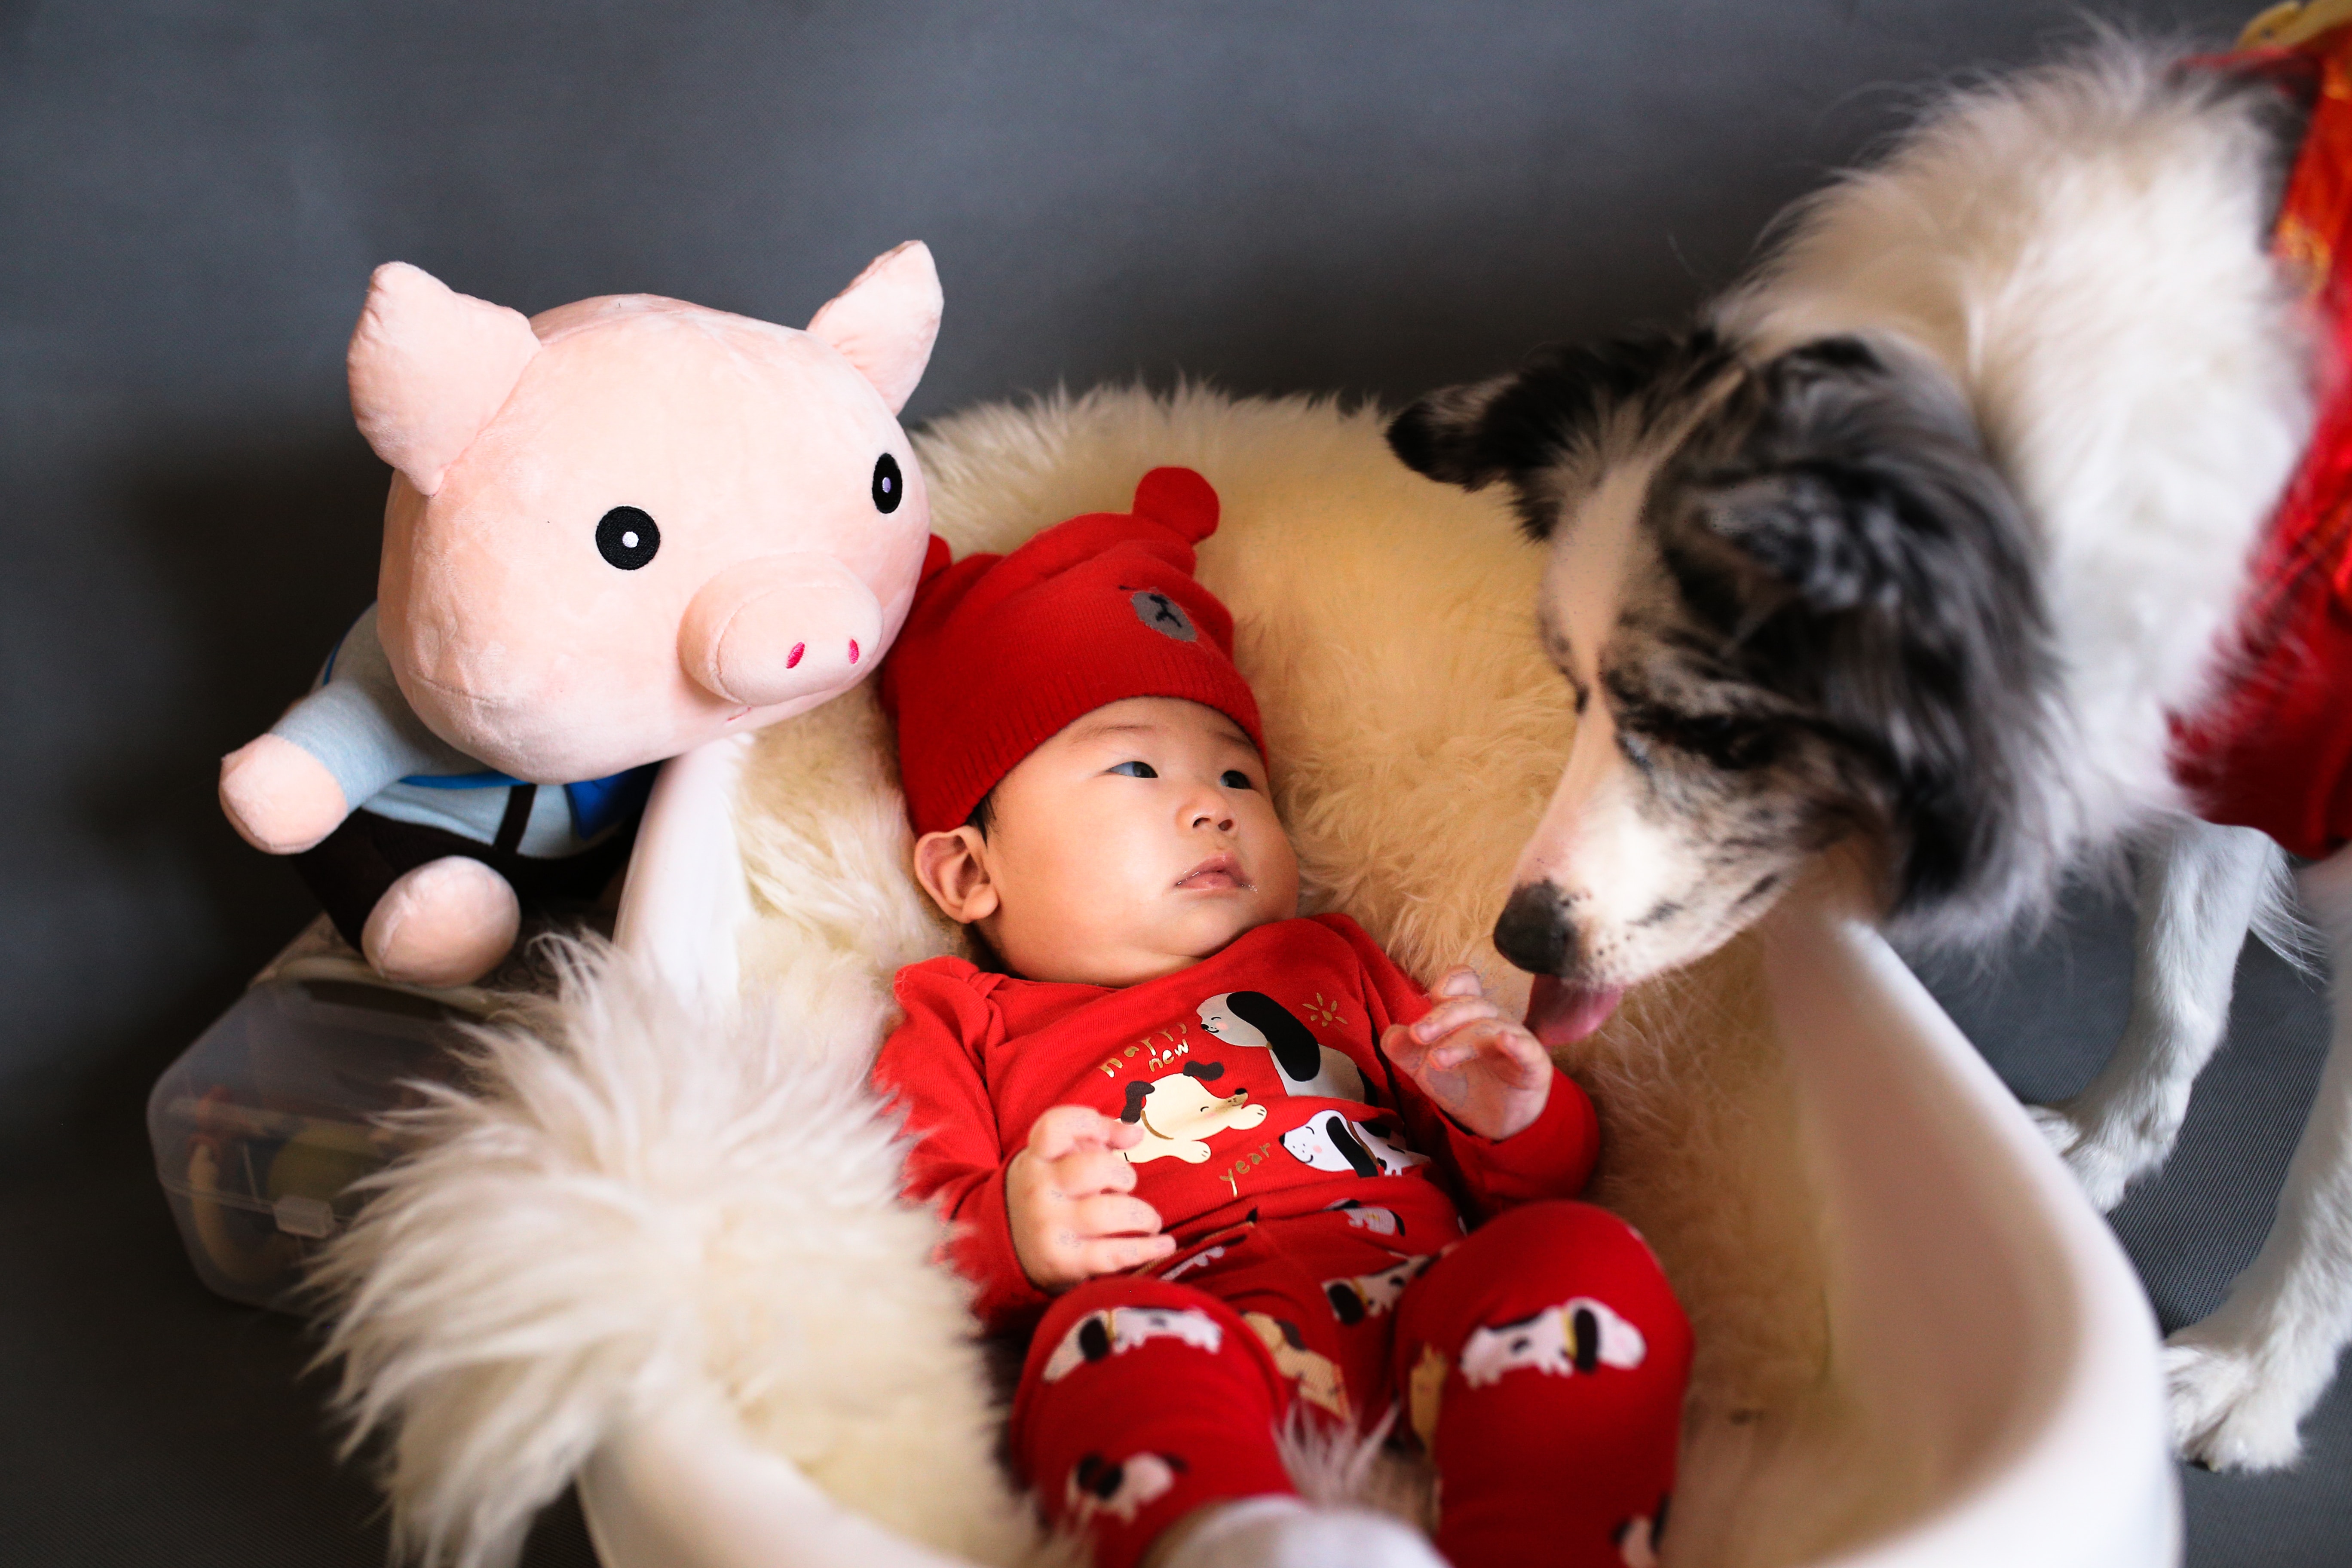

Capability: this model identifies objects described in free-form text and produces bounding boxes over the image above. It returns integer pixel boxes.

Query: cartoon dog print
[1323,1197,1403,1237]
[1243,1311,1352,1422]
[1322,1250,1441,1325]
[1158,1243,1228,1282]
[1613,1504,1668,1568]
[1066,1451,1186,1527]
[1042,1305,1225,1383]
[1196,992,1369,1102]
[1280,1109,1427,1178]
[1118,1060,1267,1164]
[1406,1342,1449,1449]
[1459,1296,1647,1388]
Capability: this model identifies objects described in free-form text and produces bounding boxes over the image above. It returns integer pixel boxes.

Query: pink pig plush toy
[218,243,942,987]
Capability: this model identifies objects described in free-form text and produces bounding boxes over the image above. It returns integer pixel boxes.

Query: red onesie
[873,914,1690,1568]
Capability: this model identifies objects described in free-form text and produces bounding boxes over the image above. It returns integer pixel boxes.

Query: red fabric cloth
[1010,1201,1690,1568]
[871,912,1601,1331]
[876,468,1268,836]
[2172,24,2352,860]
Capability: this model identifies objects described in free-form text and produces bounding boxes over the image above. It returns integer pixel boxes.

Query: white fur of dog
[1389,38,2352,1470]
[316,385,1832,1566]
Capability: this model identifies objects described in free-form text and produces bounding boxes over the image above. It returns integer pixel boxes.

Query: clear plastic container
[146,924,485,1310]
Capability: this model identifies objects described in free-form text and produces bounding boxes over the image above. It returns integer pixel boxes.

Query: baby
[874,469,1689,1568]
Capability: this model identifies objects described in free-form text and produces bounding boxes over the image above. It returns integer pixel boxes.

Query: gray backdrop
[3,3,2340,1564]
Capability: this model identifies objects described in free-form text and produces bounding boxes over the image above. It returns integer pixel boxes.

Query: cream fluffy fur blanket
[316,386,1827,1568]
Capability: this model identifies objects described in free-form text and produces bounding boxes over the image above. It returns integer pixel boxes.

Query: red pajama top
[872,913,1600,1330]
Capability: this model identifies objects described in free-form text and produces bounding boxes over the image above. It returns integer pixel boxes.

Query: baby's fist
[1008,1105,1175,1292]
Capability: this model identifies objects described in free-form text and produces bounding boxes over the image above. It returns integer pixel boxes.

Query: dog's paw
[2164,1331,2306,1472]
[2025,1102,2145,1213]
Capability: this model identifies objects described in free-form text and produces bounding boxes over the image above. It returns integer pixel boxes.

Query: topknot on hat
[880,467,1265,835]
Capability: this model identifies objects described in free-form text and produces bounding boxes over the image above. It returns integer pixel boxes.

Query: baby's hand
[1382,967,1556,1141]
[1008,1105,1177,1292]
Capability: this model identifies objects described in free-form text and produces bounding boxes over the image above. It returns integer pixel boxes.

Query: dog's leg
[2030,818,2272,1212]
[2165,842,2352,1471]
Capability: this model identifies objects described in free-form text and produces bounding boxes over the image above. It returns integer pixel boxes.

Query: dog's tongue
[1525,975,1625,1047]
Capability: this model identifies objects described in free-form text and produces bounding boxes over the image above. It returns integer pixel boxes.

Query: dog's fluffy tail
[307,938,1035,1568]
[2251,839,2326,980]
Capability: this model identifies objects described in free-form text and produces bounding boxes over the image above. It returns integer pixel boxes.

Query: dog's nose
[1494,882,1575,974]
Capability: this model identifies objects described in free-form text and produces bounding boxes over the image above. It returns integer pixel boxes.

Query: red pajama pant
[1008,1200,1691,1568]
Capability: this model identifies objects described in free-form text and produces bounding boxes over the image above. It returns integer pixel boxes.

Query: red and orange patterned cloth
[2172,18,2352,859]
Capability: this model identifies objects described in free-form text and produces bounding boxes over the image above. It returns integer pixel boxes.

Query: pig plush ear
[347,262,541,496]
[805,241,942,414]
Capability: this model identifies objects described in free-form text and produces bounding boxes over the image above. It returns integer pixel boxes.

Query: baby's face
[957,696,1298,986]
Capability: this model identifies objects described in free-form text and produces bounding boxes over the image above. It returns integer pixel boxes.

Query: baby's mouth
[1175,853,1250,891]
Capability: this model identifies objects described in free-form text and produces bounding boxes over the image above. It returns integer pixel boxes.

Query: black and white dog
[1390,38,2352,1470]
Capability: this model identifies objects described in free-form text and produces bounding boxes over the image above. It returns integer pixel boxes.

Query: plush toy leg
[362,855,521,986]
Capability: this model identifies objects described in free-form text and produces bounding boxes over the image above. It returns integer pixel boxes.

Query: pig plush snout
[680,553,885,709]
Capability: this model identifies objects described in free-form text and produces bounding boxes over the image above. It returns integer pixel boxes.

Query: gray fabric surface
[3,2,2337,1564]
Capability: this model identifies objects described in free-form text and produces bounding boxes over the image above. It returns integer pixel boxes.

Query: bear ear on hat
[1130,467,1220,544]
[916,533,953,589]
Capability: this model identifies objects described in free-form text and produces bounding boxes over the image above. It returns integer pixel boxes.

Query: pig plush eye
[872,453,904,514]
[596,506,660,571]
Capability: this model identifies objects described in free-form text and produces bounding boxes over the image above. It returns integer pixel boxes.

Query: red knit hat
[880,467,1266,836]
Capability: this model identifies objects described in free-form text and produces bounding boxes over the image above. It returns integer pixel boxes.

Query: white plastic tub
[583,727,2180,1568]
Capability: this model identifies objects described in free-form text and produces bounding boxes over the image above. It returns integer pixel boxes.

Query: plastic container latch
[272,1193,336,1239]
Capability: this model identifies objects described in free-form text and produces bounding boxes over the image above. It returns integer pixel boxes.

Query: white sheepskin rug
[317,385,1831,1568]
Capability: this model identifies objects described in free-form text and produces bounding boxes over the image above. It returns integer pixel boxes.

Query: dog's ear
[1675,335,2058,929]
[1385,371,1523,491]
[1387,330,1720,535]
[1228,991,1319,1078]
[1685,337,2022,617]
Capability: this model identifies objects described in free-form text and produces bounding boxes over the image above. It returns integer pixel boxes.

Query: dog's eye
[872,453,904,514]
[1681,715,1782,772]
[1109,760,1158,778]
[1220,769,1254,790]
[595,506,660,570]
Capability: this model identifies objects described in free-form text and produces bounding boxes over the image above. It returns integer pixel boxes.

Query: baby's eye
[1220,769,1255,790]
[1109,760,1158,779]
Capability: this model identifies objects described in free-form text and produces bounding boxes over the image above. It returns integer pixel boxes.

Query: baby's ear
[913,826,997,924]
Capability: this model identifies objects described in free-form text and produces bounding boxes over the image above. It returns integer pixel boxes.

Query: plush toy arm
[220,734,350,854]
[221,634,457,853]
